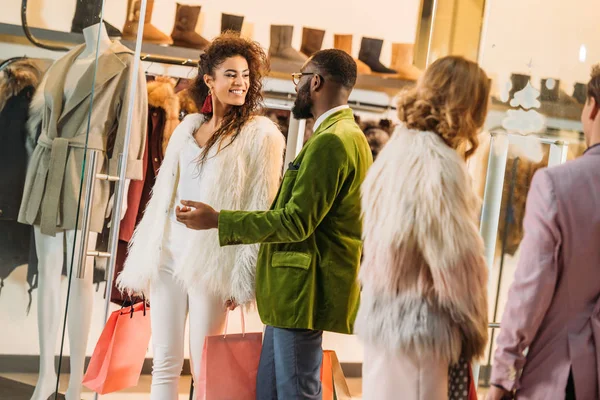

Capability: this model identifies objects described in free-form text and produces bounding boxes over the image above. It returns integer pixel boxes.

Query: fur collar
[0,60,43,113]
[147,76,180,154]
[117,113,286,305]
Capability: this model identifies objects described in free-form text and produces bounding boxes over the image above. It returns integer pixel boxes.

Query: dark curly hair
[311,49,357,89]
[588,64,600,106]
[188,31,269,163]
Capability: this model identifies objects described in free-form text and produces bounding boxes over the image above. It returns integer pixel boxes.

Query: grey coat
[18,41,147,236]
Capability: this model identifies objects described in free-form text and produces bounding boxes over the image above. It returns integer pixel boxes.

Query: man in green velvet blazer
[176,49,372,399]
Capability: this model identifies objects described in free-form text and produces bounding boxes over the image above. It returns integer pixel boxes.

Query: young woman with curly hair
[117,32,286,399]
[356,56,491,400]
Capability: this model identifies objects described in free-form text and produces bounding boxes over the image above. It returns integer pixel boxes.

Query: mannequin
[30,23,130,400]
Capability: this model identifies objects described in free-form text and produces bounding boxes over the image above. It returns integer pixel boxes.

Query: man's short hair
[311,49,357,90]
[588,64,600,105]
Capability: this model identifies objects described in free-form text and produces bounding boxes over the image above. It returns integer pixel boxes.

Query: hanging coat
[110,76,181,304]
[0,59,46,295]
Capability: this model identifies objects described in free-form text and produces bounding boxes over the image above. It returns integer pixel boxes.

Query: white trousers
[149,222,227,400]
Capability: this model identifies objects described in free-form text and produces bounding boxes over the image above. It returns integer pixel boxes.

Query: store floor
[0,373,363,399]
[0,373,490,399]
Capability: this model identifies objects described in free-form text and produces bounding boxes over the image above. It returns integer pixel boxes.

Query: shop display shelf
[490,95,583,123]
[0,22,415,96]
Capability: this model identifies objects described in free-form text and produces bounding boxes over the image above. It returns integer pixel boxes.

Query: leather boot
[221,13,244,34]
[390,43,422,81]
[509,74,530,100]
[573,82,587,104]
[269,25,307,62]
[334,34,371,75]
[71,0,121,38]
[540,78,560,102]
[241,22,255,40]
[123,0,173,46]
[358,37,397,74]
[171,3,209,49]
[300,27,325,57]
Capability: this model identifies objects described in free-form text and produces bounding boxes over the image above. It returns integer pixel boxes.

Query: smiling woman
[116,31,285,400]
[188,32,269,163]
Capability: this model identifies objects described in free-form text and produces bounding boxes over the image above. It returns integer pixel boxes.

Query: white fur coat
[355,125,489,364]
[117,114,285,305]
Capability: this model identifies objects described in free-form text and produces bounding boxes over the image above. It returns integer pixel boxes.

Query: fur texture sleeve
[359,126,489,362]
[231,116,286,305]
[115,117,195,296]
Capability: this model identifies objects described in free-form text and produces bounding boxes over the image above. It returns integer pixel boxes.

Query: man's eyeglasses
[292,72,319,86]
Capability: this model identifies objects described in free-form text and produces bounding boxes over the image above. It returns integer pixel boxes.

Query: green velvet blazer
[219,108,373,334]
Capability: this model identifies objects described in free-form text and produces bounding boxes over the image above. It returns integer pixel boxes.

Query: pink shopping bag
[82,302,151,394]
[321,350,352,400]
[196,309,262,400]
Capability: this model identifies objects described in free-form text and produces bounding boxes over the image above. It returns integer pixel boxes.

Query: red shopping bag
[195,310,262,400]
[321,350,352,400]
[82,302,151,394]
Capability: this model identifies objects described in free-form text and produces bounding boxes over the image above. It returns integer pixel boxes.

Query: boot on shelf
[221,13,244,34]
[241,22,255,40]
[269,25,307,62]
[71,0,122,38]
[540,78,560,102]
[573,82,587,104]
[334,34,371,75]
[300,27,325,58]
[509,74,530,100]
[358,37,396,74]
[123,0,173,46]
[171,3,209,49]
[390,43,422,81]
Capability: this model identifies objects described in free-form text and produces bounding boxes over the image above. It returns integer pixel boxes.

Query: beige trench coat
[18,41,147,236]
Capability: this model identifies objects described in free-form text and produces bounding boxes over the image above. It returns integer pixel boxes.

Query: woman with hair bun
[356,55,491,399]
[117,32,285,399]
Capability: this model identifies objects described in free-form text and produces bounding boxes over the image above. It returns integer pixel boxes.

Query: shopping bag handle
[223,308,246,339]
[119,295,147,318]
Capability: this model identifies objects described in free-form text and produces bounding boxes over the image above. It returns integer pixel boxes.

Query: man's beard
[292,84,314,119]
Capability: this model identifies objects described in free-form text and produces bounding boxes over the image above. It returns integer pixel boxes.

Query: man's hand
[486,385,512,400]
[175,200,219,230]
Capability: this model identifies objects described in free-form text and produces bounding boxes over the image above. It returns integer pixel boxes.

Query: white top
[161,130,204,270]
[171,130,204,223]
[313,105,350,132]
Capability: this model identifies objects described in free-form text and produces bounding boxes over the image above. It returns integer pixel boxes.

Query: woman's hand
[225,299,238,311]
[175,200,219,230]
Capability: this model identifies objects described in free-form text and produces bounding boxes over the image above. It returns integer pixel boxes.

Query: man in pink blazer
[488,65,600,400]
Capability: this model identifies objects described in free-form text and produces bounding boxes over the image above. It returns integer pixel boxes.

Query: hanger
[0,56,28,73]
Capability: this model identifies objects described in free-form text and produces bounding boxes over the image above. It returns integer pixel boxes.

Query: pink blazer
[491,145,600,399]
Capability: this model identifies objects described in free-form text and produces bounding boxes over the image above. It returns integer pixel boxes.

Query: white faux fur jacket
[117,114,285,305]
[355,124,489,364]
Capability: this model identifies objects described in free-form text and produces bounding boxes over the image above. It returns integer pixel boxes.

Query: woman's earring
[201,89,213,114]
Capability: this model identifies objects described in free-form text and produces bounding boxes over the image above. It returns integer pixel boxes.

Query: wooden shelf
[490,95,584,123]
[0,23,415,96]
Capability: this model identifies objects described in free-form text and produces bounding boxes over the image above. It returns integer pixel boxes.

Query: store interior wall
[2,0,422,65]
[480,0,598,95]
[4,0,598,369]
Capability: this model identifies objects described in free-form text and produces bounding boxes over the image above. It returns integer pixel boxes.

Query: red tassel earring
[201,90,213,114]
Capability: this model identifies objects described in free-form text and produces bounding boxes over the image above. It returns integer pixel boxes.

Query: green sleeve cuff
[218,210,240,247]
